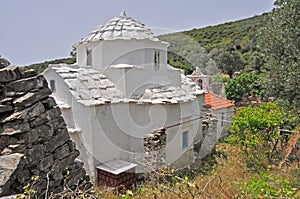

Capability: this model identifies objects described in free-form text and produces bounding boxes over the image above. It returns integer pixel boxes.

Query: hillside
[159,13,267,75]
[26,57,75,73]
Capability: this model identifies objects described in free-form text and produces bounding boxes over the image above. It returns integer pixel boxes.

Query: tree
[227,103,291,169]
[250,52,265,73]
[225,72,265,103]
[215,51,246,78]
[260,0,300,121]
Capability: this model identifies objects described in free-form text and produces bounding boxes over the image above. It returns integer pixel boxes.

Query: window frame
[182,130,189,150]
[50,80,55,92]
[87,49,92,66]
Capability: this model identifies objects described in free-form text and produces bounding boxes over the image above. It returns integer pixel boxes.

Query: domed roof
[78,11,160,44]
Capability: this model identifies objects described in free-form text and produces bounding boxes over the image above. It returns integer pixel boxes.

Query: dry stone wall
[0,66,92,197]
[144,128,166,170]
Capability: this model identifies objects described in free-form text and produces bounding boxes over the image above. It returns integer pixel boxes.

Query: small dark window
[50,80,55,92]
[198,79,203,89]
[182,131,189,150]
[87,49,92,65]
[154,49,160,71]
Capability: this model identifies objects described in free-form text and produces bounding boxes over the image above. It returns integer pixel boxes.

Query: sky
[1,0,275,66]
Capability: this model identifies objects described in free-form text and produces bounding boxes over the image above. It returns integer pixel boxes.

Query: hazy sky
[1,0,275,66]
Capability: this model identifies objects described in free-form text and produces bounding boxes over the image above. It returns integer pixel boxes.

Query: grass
[94,142,300,198]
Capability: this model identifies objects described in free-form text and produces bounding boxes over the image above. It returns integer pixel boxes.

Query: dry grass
[94,143,300,199]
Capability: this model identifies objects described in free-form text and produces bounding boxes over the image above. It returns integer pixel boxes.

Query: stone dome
[79,11,160,44]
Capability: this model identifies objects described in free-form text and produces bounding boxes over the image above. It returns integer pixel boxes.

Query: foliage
[244,172,298,198]
[227,102,291,169]
[260,0,300,121]
[214,51,246,77]
[94,143,300,198]
[16,176,39,199]
[160,14,267,75]
[225,72,265,103]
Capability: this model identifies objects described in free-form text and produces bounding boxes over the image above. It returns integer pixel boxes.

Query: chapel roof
[48,64,204,106]
[78,11,159,45]
[204,92,235,110]
[50,64,123,106]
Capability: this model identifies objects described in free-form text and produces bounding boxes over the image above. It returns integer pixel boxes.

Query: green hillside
[159,13,268,75]
[26,57,75,73]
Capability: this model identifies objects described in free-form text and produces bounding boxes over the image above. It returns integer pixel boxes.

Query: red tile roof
[204,92,235,110]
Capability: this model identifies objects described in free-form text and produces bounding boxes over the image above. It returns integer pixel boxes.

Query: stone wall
[0,66,92,197]
[143,128,166,171]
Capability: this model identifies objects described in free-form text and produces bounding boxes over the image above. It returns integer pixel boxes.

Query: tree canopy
[260,0,300,121]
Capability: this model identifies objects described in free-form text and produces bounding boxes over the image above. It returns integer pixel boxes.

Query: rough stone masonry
[0,65,92,197]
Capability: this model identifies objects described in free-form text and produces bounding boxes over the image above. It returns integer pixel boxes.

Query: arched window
[198,79,203,89]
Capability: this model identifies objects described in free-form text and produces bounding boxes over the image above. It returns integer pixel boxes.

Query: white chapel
[43,11,223,180]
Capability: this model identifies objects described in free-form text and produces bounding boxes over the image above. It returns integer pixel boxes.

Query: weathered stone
[17,169,30,184]
[0,121,30,136]
[41,97,56,110]
[0,97,13,104]
[0,136,17,151]
[20,68,37,79]
[2,102,45,123]
[23,131,38,145]
[54,142,71,160]
[30,105,60,127]
[5,145,25,155]
[0,57,10,69]
[30,115,48,127]
[13,88,51,107]
[0,105,12,113]
[0,66,21,83]
[56,150,79,170]
[24,145,43,165]
[0,153,24,196]
[50,168,63,181]
[44,129,69,153]
[50,116,66,130]
[39,155,54,171]
[47,107,61,118]
[3,91,16,97]
[0,66,92,197]
[1,148,12,156]
[6,75,45,93]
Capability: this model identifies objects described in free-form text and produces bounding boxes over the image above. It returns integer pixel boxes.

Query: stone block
[13,88,51,108]
[2,102,45,123]
[20,68,37,79]
[0,153,24,197]
[16,169,30,184]
[0,66,92,196]
[0,105,12,114]
[0,66,21,83]
[41,97,56,110]
[0,136,17,151]
[25,145,43,165]
[39,155,54,171]
[6,75,43,93]
[44,130,69,153]
[50,116,66,130]
[0,121,30,136]
[31,124,54,142]
[54,142,71,160]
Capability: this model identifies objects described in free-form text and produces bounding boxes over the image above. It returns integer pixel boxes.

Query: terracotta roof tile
[205,92,234,110]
